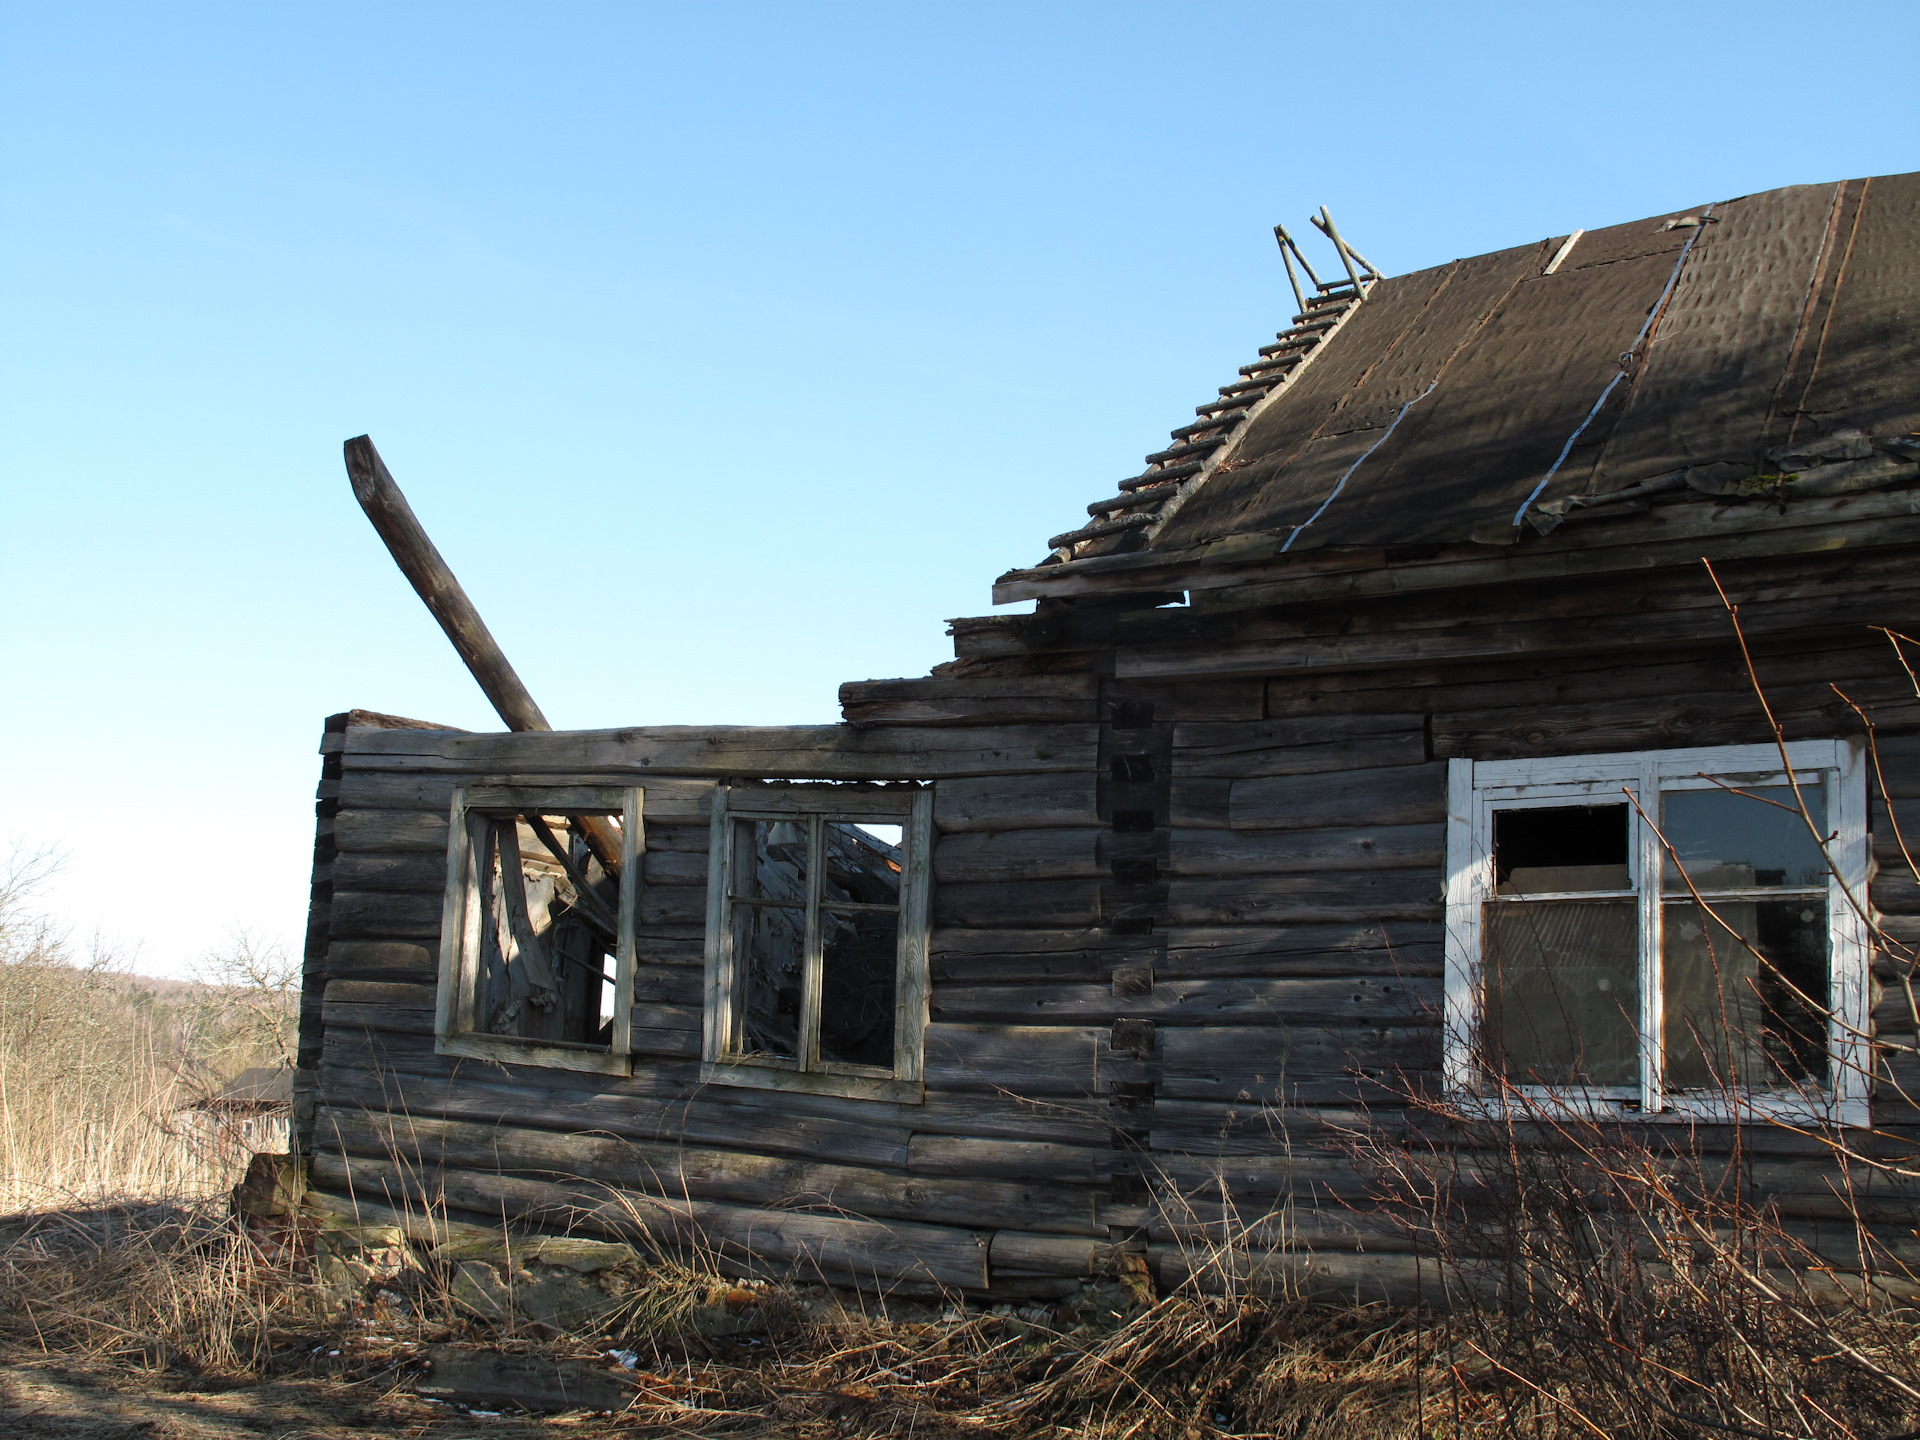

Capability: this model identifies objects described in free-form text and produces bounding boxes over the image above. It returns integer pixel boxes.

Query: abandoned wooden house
[297,170,1920,1302]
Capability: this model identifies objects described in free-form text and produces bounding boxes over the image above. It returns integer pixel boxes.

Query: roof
[194,1066,292,1111]
[1002,172,1920,603]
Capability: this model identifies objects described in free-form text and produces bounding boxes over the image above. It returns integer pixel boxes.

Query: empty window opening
[465,813,621,1048]
[437,784,640,1077]
[1493,804,1629,893]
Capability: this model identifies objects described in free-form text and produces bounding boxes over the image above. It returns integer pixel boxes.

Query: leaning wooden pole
[344,434,552,732]
[343,434,622,875]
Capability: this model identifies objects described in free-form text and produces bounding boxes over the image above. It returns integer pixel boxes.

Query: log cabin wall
[301,541,1920,1301]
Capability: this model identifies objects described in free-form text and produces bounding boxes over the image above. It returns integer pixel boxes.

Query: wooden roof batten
[1044,208,1382,559]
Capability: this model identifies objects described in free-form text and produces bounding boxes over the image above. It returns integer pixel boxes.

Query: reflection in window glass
[1662,784,1827,892]
[1663,899,1829,1089]
[1493,805,1630,894]
[1486,900,1639,1086]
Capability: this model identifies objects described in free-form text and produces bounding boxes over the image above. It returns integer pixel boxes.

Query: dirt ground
[0,1349,650,1440]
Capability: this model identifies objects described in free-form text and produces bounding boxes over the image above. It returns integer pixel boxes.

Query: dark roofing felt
[1035,172,1919,569]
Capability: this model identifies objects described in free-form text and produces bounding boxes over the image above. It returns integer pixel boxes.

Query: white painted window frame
[1444,740,1870,1125]
[435,784,643,1077]
[702,782,933,1104]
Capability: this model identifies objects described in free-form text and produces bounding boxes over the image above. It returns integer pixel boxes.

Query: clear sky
[2,0,1914,977]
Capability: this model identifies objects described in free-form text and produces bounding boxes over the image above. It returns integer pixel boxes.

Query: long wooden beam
[343,434,622,875]
[343,434,550,733]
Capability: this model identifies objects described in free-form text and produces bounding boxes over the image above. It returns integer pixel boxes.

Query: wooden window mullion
[798,814,826,1073]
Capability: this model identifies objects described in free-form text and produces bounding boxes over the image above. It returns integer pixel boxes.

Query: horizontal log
[923,1023,1103,1097]
[930,928,1142,983]
[934,829,1103,884]
[931,975,1438,1027]
[342,724,1098,781]
[911,1092,1109,1147]
[1153,1245,1443,1307]
[309,1151,991,1289]
[1173,717,1427,779]
[1165,870,1441,926]
[1170,824,1443,875]
[320,1109,1099,1236]
[1226,763,1448,831]
[333,852,445,893]
[325,940,435,982]
[333,772,458,811]
[334,809,450,854]
[329,890,442,940]
[840,675,1100,727]
[1159,924,1444,978]
[907,1135,1100,1185]
[989,1230,1099,1278]
[1150,1098,1398,1155]
[323,1001,434,1036]
[932,879,1101,929]
[327,980,433,1007]
[632,965,703,1007]
[1157,1023,1439,1104]
[933,772,1100,833]
[1116,581,1920,682]
[640,850,707,886]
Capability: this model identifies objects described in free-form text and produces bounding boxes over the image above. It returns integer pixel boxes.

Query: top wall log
[341,724,1098,780]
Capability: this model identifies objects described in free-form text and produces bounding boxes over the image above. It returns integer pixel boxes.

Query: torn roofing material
[1026,172,1919,575]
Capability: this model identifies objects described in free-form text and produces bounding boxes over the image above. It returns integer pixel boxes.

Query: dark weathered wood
[922,1023,1103,1096]
[328,891,442,940]
[309,1152,991,1289]
[1159,924,1444,978]
[320,1109,1100,1236]
[342,723,1099,781]
[907,1135,1100,1185]
[1169,824,1444,874]
[334,809,450,854]
[932,880,1101,929]
[934,829,1104,883]
[325,940,436,982]
[1174,717,1427,778]
[932,975,1438,1027]
[934,772,1101,832]
[1156,1023,1440,1103]
[1220,764,1448,831]
[333,852,445,893]
[840,675,1100,726]
[1165,869,1441,926]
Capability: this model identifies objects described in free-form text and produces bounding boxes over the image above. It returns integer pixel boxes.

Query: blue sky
[2,0,1914,977]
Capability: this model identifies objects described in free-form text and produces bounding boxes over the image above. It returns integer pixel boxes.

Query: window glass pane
[1661,783,1827,892]
[733,903,805,1061]
[1485,899,1638,1086]
[1663,899,1829,1090]
[1493,805,1630,894]
[819,908,899,1067]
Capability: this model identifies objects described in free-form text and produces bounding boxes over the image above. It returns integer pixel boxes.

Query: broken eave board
[992,486,1920,610]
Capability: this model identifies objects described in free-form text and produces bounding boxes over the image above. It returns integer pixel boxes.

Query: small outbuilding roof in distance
[195,1066,292,1112]
[1002,172,1919,603]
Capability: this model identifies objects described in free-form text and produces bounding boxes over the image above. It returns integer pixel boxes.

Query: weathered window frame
[436,784,642,1077]
[1444,741,1871,1125]
[702,782,933,1104]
